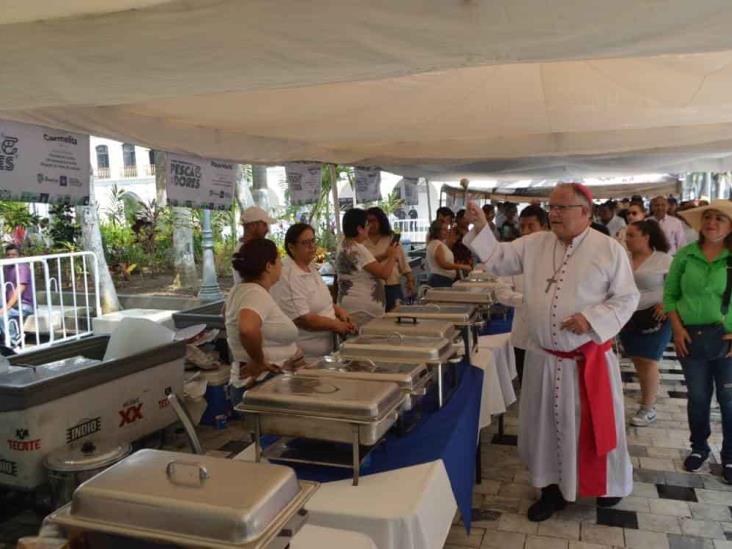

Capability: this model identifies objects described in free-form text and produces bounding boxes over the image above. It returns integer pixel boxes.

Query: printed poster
[354,167,381,203]
[285,163,322,205]
[162,152,237,210]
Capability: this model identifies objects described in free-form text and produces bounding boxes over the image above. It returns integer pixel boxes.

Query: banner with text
[354,167,381,203]
[398,177,419,206]
[163,153,237,210]
[285,163,322,205]
[0,119,90,204]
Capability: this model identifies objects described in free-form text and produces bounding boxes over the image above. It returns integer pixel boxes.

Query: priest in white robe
[464,183,639,522]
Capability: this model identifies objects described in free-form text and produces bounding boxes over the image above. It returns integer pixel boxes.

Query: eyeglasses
[297,238,317,247]
[547,204,585,213]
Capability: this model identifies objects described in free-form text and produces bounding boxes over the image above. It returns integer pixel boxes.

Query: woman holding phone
[365,207,415,311]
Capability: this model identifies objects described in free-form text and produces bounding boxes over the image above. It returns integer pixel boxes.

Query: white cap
[240,206,275,225]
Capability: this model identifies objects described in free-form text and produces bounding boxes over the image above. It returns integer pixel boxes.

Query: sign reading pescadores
[0,119,90,204]
[285,162,322,205]
[164,153,236,210]
[354,167,381,203]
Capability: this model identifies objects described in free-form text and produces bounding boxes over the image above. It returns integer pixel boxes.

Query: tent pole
[329,164,342,236]
[425,178,433,221]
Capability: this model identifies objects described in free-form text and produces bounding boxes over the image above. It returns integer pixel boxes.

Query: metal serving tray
[339,333,456,365]
[453,278,503,290]
[359,316,456,340]
[385,303,478,325]
[49,449,318,549]
[298,358,431,411]
[172,301,225,330]
[423,286,494,305]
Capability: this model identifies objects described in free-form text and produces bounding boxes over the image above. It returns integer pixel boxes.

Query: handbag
[685,256,732,360]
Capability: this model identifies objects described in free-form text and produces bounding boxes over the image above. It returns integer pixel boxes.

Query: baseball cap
[240,206,275,225]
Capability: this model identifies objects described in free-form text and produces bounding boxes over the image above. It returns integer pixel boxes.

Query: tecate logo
[66,417,101,444]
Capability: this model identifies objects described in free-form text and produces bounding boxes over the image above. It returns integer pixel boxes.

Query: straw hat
[677,199,732,232]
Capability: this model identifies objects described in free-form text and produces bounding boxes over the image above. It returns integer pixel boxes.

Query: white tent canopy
[5,1,732,178]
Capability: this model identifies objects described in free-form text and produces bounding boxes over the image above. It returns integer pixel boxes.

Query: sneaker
[630,407,656,427]
[683,452,708,472]
[723,464,732,485]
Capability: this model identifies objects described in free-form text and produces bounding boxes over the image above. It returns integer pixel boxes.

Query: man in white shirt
[232,206,275,284]
[649,196,686,254]
[597,200,626,237]
[464,183,639,522]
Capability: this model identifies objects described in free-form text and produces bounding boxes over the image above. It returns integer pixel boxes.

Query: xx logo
[118,403,144,427]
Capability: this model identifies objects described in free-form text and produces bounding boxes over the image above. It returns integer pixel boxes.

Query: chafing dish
[237,375,404,485]
[423,285,494,305]
[48,449,318,549]
[299,357,431,411]
[463,270,497,282]
[338,334,462,408]
[385,303,483,360]
[171,301,225,330]
[360,316,456,340]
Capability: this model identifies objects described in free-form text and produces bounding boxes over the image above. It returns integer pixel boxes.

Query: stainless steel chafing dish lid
[360,317,456,339]
[300,357,430,390]
[464,271,496,282]
[385,303,477,322]
[241,374,403,420]
[49,449,316,547]
[339,334,453,363]
[423,286,493,304]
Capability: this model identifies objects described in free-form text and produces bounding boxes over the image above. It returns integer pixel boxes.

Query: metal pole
[329,164,342,236]
[425,178,433,221]
[197,209,223,302]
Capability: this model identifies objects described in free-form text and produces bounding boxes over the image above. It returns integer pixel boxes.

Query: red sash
[543,340,616,496]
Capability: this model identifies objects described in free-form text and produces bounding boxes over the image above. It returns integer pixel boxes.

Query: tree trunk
[171,207,199,291]
[155,152,199,291]
[78,178,121,313]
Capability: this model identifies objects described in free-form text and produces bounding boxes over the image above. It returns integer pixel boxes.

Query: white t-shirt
[426,239,456,280]
[335,240,385,322]
[271,256,336,358]
[225,283,299,387]
[632,251,673,311]
[605,215,627,238]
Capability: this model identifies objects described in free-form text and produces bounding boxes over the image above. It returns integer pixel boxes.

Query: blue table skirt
[266,360,484,531]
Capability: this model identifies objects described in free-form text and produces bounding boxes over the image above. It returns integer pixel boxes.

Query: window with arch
[122,143,137,177]
[95,145,110,178]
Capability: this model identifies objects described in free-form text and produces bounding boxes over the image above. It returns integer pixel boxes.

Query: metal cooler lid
[340,334,453,363]
[44,440,131,472]
[60,449,306,546]
[385,303,477,322]
[360,317,456,339]
[241,374,403,420]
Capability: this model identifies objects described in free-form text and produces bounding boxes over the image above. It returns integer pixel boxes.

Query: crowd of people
[224,189,732,526]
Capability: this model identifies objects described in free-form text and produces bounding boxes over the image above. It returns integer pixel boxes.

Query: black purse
[625,306,663,334]
[684,256,732,360]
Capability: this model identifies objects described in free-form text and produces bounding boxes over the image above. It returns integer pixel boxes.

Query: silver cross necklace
[544,230,590,293]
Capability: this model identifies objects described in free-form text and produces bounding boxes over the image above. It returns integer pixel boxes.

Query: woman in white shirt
[272,223,356,358]
[336,208,398,324]
[225,239,301,403]
[615,202,646,250]
[425,220,472,287]
[364,207,415,311]
[620,219,673,427]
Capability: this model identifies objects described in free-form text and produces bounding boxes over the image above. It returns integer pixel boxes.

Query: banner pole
[329,164,342,236]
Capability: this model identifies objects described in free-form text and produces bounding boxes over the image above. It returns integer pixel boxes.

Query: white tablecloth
[471,333,517,429]
[305,460,456,549]
[290,524,376,548]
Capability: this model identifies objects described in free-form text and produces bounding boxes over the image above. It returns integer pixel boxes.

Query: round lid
[44,440,131,472]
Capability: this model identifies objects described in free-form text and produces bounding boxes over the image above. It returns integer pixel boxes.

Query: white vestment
[465,225,639,501]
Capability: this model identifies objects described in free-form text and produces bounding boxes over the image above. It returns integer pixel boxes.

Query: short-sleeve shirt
[363,235,411,286]
[336,240,385,321]
[3,263,33,307]
[225,283,299,387]
[633,251,673,310]
[271,257,336,358]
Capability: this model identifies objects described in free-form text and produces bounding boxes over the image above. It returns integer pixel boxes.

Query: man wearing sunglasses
[464,183,639,522]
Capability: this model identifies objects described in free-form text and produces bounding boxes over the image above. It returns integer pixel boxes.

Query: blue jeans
[385,284,404,312]
[0,303,33,346]
[679,355,732,464]
[428,274,454,288]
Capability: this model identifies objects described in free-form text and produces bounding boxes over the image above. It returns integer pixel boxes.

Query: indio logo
[66,417,102,444]
[170,160,201,189]
[0,458,17,477]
